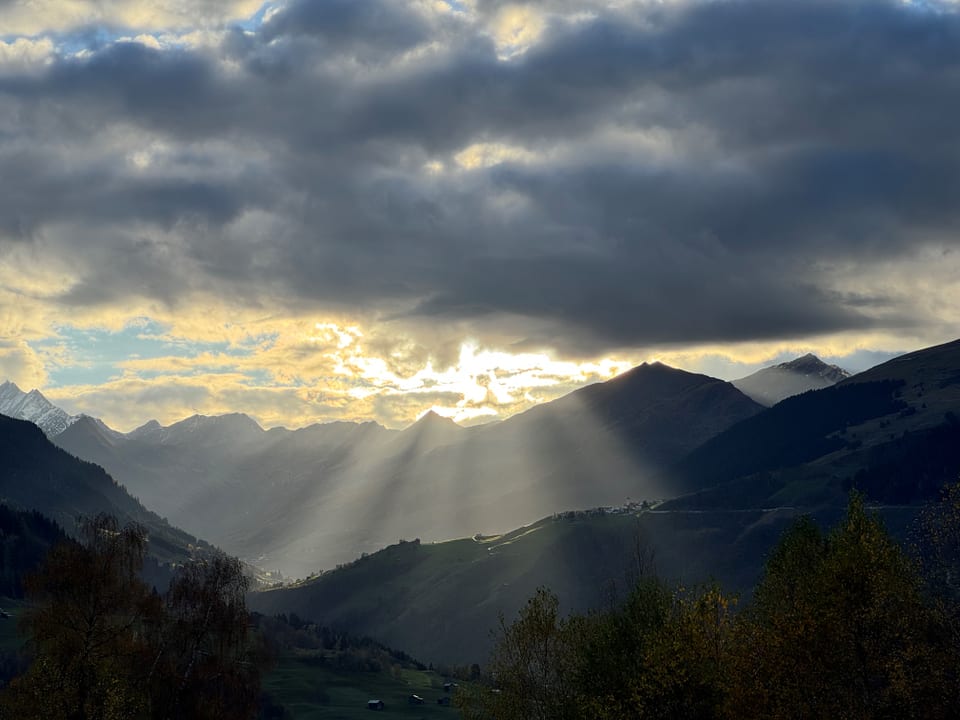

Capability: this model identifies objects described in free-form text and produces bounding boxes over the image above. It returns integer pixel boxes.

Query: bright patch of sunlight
[491,4,546,58]
[454,142,539,170]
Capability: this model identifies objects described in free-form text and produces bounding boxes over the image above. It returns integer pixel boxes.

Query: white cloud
[0,38,55,73]
[0,0,264,35]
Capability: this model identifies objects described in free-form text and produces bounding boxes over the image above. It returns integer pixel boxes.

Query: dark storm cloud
[260,0,433,54]
[2,0,960,348]
[0,146,251,238]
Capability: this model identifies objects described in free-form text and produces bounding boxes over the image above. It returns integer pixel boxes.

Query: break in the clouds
[1,0,960,427]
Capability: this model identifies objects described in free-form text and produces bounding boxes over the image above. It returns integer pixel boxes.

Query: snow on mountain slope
[0,381,78,436]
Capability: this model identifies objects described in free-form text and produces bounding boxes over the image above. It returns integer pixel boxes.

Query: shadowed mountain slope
[667,338,960,509]
[0,414,202,565]
[481,361,763,466]
[0,504,68,598]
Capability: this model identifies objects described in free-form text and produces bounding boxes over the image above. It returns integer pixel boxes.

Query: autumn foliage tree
[459,580,737,720]
[0,515,267,720]
[461,493,960,720]
[726,494,958,718]
[457,588,581,720]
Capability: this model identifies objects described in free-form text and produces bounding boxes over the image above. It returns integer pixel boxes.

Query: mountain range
[53,363,762,577]
[3,343,960,665]
[250,340,960,662]
[5,352,852,577]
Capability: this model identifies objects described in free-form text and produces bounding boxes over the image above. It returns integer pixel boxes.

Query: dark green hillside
[462,495,960,720]
[250,514,647,665]
[671,380,907,493]
[251,504,918,666]
[666,338,960,510]
[256,614,461,719]
[846,417,960,503]
[0,414,202,564]
[0,506,65,598]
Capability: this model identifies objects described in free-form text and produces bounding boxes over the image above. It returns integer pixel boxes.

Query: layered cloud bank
[1,0,958,427]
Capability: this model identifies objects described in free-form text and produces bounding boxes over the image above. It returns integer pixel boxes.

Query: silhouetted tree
[147,553,264,719]
[465,493,960,720]
[726,494,958,718]
[0,515,267,720]
[0,515,156,719]
[458,588,582,720]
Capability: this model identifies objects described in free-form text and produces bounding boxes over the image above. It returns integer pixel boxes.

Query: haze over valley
[5,350,847,577]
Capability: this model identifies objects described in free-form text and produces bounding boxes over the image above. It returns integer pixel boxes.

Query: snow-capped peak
[0,381,78,437]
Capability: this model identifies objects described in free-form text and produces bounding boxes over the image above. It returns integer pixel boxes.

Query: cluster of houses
[552,499,657,521]
[366,682,458,711]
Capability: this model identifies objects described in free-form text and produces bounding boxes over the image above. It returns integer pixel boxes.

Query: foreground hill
[256,613,459,719]
[733,354,850,406]
[0,504,67,598]
[250,504,918,666]
[0,414,202,565]
[667,338,960,509]
[55,364,761,577]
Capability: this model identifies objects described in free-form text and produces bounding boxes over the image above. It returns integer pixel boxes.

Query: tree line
[459,490,960,719]
[0,515,269,720]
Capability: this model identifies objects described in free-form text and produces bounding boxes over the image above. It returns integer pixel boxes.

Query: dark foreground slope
[249,503,918,666]
[0,504,67,598]
[0,414,202,564]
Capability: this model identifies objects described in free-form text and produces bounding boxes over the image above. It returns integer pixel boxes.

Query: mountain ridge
[667,337,960,509]
[0,381,78,436]
[52,361,762,577]
[0,413,204,565]
[733,354,851,406]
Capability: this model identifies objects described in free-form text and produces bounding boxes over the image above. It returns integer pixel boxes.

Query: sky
[1,0,959,431]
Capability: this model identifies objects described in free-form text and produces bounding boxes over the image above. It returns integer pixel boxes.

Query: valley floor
[264,657,461,719]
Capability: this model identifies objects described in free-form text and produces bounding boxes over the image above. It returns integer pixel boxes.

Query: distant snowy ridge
[0,381,78,436]
[733,354,852,407]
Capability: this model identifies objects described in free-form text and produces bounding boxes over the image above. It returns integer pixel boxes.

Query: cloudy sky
[1,0,959,430]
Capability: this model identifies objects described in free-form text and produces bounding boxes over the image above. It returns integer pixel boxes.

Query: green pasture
[264,654,462,719]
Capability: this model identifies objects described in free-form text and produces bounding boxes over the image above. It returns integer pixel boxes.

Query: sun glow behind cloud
[0,223,941,432]
[20,309,641,430]
[6,298,915,434]
[2,0,960,435]
[491,4,546,58]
